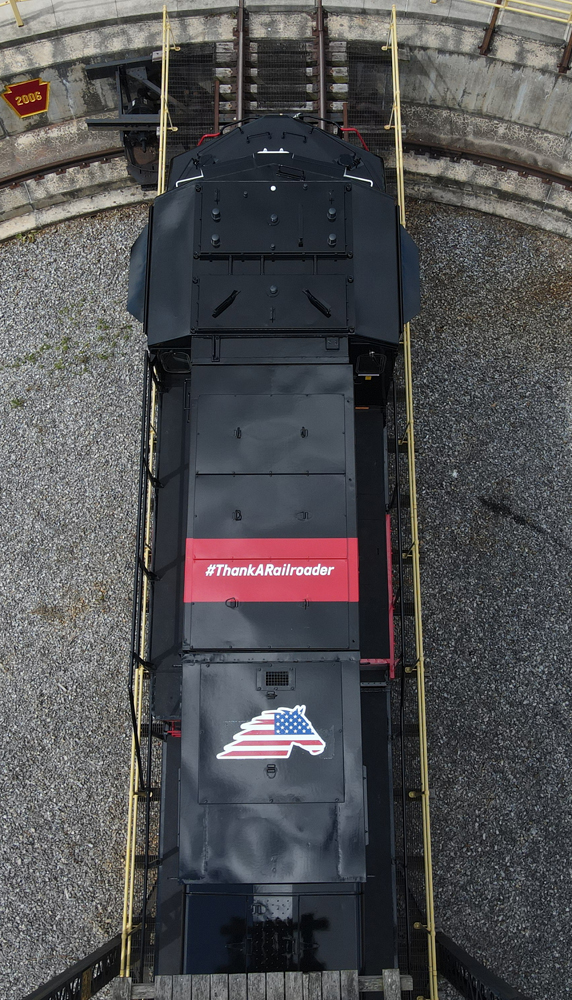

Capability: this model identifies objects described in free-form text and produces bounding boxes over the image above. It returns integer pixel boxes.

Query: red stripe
[191,538,351,559]
[221,750,290,757]
[231,740,323,747]
[184,537,359,603]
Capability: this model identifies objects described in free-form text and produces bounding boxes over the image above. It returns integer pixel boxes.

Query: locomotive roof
[127,114,420,346]
[168,115,385,191]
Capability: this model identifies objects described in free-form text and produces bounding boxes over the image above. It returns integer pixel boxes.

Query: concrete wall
[1,1,571,238]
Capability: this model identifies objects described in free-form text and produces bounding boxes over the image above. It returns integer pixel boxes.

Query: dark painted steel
[179,656,365,884]
[437,933,535,1000]
[184,888,361,973]
[235,0,245,124]
[21,935,121,1000]
[315,0,327,128]
[127,114,421,984]
[391,377,412,973]
[214,77,220,131]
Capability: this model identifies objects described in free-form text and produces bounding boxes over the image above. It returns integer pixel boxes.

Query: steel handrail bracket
[384,8,439,999]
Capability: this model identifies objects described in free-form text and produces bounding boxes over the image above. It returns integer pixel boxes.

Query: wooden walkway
[114,971,413,1000]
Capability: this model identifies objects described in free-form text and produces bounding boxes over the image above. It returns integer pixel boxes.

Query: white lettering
[255,564,264,576]
[320,566,328,575]
[247,564,255,576]
[223,565,231,576]
[216,564,224,576]
[273,567,281,576]
[327,567,334,575]
[231,566,239,576]
[265,563,274,576]
[311,566,320,576]
[295,567,304,576]
[239,566,247,576]
[303,566,312,576]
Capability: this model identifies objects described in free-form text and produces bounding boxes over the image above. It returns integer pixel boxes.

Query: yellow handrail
[120,371,159,977]
[384,8,438,999]
[448,0,572,23]
[157,6,179,196]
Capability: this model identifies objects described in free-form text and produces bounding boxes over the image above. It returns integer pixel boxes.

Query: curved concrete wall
[1,0,571,237]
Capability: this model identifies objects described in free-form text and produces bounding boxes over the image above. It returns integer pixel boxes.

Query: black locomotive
[128,114,420,976]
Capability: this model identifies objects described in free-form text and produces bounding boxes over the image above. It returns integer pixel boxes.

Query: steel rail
[1,138,571,208]
[0,147,124,191]
[235,0,245,125]
[385,8,438,999]
[315,0,327,128]
[404,138,572,189]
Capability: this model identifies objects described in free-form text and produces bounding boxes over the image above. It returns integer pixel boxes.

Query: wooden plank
[247,973,266,1000]
[229,974,247,1000]
[382,971,400,1000]
[211,974,229,1000]
[358,978,382,993]
[321,971,340,1000]
[400,976,413,992]
[266,972,285,1000]
[192,975,211,1000]
[172,976,193,1000]
[130,987,154,1000]
[285,972,303,1000]
[339,971,358,1000]
[113,979,132,1000]
[155,977,174,1000]
[306,973,322,1000]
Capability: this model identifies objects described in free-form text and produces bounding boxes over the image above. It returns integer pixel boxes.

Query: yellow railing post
[157,6,179,196]
[385,8,439,999]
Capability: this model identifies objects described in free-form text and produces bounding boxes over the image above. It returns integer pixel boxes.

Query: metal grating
[265,670,290,687]
[347,42,395,196]
[254,40,310,112]
[165,43,216,165]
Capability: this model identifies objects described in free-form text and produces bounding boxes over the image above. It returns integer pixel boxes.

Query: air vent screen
[265,671,290,687]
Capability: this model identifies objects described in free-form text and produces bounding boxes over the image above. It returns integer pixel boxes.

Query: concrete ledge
[0,166,150,240]
[404,153,572,237]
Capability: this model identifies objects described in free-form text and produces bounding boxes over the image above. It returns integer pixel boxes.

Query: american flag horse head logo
[216,705,326,760]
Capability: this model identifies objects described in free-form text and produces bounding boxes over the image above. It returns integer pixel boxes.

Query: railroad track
[0,146,124,191]
[2,6,572,204]
[2,138,571,198]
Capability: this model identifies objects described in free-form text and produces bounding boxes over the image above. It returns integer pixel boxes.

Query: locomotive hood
[128,114,420,347]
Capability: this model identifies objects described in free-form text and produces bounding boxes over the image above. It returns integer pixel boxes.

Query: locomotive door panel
[197,274,349,331]
[184,893,248,974]
[198,181,348,254]
[183,891,360,973]
[298,894,360,970]
[195,394,346,474]
[197,661,343,805]
[179,656,365,885]
[197,275,349,331]
[192,474,348,539]
[187,602,352,651]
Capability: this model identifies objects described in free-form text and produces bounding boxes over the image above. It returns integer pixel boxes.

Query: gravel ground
[0,206,148,1000]
[408,202,572,1000]
[0,201,570,1000]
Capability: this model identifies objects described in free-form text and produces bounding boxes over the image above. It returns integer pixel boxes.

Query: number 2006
[15,91,43,106]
